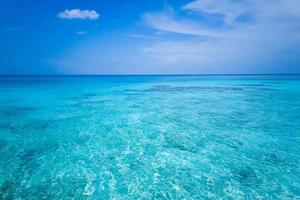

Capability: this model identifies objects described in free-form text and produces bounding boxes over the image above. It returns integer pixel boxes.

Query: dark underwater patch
[82,99,110,105]
[0,139,7,150]
[0,106,37,118]
[19,148,41,163]
[19,119,60,133]
[128,104,140,109]
[141,85,244,93]
[237,84,268,87]
[234,167,260,186]
[263,153,281,164]
[264,81,288,84]
[163,135,198,153]
[74,134,91,146]
[0,180,16,199]
[0,122,19,134]
[21,121,49,131]
[125,84,277,93]
[83,92,98,97]
[164,142,198,153]
[68,92,98,100]
[0,119,59,136]
[224,141,242,151]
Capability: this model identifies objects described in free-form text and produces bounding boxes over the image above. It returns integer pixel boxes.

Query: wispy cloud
[182,0,246,25]
[143,10,221,37]
[140,0,300,73]
[128,34,157,40]
[77,31,87,35]
[57,9,99,20]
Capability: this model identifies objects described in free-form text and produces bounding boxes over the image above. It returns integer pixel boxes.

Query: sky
[0,0,300,74]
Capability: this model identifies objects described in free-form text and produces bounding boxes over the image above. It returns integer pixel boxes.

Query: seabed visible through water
[0,75,300,199]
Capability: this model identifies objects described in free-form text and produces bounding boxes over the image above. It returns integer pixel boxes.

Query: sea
[0,75,300,199]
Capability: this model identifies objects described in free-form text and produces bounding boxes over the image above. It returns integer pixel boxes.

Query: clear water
[0,75,300,199]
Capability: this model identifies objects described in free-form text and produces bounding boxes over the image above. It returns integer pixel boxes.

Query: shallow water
[0,75,300,199]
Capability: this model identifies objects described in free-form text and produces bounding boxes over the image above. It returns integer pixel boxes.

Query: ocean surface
[0,75,300,199]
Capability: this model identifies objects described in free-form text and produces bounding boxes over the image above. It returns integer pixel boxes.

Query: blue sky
[1,0,300,74]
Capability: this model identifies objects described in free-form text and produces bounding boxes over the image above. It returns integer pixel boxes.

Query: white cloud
[57,9,99,20]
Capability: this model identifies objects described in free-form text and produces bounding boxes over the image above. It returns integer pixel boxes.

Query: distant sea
[0,75,300,199]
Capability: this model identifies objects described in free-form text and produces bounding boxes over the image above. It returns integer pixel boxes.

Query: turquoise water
[0,75,300,199]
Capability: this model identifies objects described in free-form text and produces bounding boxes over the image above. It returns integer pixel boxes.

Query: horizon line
[1,73,300,77]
